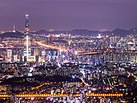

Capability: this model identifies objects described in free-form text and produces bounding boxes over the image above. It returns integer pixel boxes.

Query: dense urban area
[0,15,137,103]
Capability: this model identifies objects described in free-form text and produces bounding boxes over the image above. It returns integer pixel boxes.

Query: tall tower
[24,14,31,62]
[25,14,29,34]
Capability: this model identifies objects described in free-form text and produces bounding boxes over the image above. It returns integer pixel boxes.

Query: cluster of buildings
[0,31,137,64]
[0,15,136,64]
[0,14,137,102]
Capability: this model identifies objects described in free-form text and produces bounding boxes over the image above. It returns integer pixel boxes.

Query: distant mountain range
[0,31,24,38]
[0,28,137,38]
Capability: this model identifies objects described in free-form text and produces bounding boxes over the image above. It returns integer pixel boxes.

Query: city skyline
[0,0,137,31]
[0,1,137,102]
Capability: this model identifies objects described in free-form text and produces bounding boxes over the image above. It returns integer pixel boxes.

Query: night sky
[0,0,137,31]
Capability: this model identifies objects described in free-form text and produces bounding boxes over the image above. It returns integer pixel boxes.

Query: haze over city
[0,0,137,103]
[0,0,137,31]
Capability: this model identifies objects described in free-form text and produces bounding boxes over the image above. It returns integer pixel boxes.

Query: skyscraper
[7,49,12,62]
[24,14,31,62]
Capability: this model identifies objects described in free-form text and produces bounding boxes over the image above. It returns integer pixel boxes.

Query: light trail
[31,82,51,91]
[0,93,123,98]
[35,41,67,52]
[80,78,90,86]
[35,41,84,53]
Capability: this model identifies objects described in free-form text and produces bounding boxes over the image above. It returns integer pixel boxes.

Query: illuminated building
[0,55,4,62]
[23,14,35,62]
[13,55,18,62]
[97,33,102,38]
[7,49,12,62]
[34,48,39,56]
[12,25,16,33]
[45,49,58,62]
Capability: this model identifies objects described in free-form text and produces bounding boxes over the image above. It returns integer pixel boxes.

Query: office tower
[34,48,39,56]
[13,55,18,62]
[7,49,12,62]
[23,14,31,62]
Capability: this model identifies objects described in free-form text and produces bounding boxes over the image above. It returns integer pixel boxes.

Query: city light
[0,2,137,102]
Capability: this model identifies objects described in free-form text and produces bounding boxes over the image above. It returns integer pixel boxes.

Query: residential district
[0,15,137,103]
